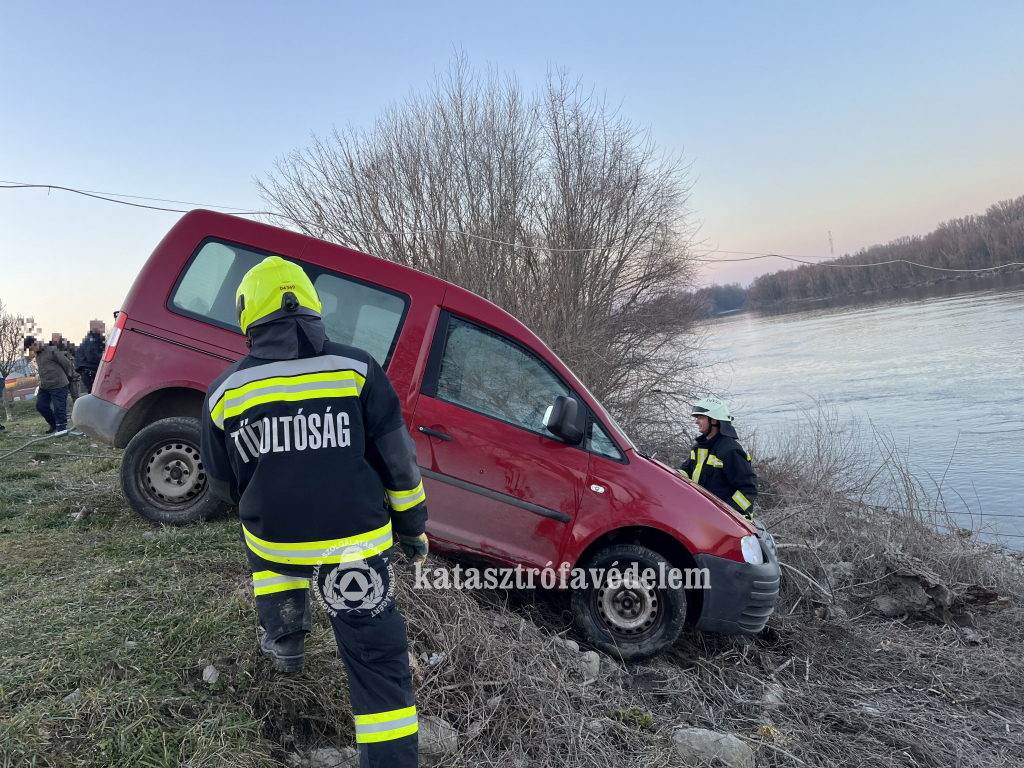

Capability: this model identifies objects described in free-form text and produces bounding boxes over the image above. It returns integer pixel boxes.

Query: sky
[2,1,1023,339]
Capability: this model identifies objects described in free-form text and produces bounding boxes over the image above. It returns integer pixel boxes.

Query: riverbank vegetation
[2,401,1021,767]
[689,193,1024,314]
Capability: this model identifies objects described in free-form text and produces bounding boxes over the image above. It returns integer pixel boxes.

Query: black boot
[261,631,306,673]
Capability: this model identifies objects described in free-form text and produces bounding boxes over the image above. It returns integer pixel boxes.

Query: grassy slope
[0,403,282,766]
[3,401,1024,768]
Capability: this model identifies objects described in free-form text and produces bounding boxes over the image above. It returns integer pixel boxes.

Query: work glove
[397,532,429,564]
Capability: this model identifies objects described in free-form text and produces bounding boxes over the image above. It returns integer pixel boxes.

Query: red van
[73,210,779,658]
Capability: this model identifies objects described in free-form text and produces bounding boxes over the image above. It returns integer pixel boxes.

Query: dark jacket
[201,318,427,579]
[75,333,105,373]
[678,430,758,517]
[35,344,74,390]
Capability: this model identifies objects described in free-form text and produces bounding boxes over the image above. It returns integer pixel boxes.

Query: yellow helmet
[235,256,322,334]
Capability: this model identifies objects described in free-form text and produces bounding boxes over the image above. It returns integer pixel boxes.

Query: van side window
[312,273,406,367]
[171,241,259,327]
[169,239,409,367]
[588,418,624,461]
[436,317,572,435]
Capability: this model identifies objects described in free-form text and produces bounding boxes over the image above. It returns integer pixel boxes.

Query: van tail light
[103,312,127,363]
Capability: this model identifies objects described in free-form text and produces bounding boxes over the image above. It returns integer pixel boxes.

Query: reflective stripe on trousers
[252,570,310,596]
[355,705,419,743]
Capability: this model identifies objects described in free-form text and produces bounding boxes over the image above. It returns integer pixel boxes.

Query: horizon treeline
[696,193,1024,312]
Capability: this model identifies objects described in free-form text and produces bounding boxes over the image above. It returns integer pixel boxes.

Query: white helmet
[691,396,732,422]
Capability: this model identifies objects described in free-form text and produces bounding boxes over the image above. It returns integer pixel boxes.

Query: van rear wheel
[571,544,687,661]
[120,417,225,526]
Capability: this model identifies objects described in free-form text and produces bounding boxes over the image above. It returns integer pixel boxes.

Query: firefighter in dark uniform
[678,397,758,519]
[201,256,429,768]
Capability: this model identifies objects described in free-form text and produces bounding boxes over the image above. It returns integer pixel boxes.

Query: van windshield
[169,239,409,368]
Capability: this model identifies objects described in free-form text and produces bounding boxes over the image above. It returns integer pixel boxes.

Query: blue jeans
[36,386,69,430]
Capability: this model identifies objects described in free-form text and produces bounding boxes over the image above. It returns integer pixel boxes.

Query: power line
[4,181,1024,271]
[0,180,260,213]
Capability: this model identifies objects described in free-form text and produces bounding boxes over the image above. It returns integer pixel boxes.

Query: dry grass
[2,401,1022,767]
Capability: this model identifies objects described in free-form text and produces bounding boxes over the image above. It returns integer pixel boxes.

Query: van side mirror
[544,396,584,444]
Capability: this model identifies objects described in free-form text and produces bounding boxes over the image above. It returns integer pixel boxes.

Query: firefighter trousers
[247,547,418,768]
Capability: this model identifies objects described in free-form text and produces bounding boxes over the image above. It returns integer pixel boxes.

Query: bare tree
[257,56,705,455]
[0,300,29,422]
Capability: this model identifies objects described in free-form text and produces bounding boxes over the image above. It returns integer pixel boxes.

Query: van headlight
[741,535,764,565]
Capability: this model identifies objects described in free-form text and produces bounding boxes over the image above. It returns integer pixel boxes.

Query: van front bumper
[693,531,780,635]
[72,394,127,447]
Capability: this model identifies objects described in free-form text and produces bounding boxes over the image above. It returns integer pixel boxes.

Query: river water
[705,272,1024,545]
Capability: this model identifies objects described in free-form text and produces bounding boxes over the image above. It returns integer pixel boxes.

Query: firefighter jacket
[678,431,758,517]
[201,337,427,579]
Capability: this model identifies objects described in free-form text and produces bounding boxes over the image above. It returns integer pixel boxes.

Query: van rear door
[412,312,588,567]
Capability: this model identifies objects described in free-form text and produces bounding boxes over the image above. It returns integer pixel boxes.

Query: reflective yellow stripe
[746,451,752,462]
[243,521,393,565]
[732,491,752,510]
[691,448,709,484]
[211,397,227,428]
[219,371,365,424]
[689,450,696,460]
[386,481,425,511]
[354,705,418,743]
[707,455,724,468]
[208,355,370,428]
[678,469,689,480]
[252,570,310,596]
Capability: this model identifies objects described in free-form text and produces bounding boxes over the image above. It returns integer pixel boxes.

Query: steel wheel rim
[595,570,662,637]
[142,440,206,508]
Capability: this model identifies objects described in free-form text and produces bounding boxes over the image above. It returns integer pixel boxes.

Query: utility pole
[828,231,835,259]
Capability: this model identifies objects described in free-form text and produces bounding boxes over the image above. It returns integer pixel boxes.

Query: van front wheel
[571,544,687,661]
[120,417,225,526]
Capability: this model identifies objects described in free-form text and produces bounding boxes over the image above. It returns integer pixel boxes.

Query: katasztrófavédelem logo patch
[312,545,393,616]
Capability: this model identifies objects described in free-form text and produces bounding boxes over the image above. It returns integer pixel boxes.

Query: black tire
[120,417,225,526]
[571,544,687,661]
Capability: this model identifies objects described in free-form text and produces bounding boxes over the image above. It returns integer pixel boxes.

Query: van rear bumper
[72,394,127,447]
[693,533,780,635]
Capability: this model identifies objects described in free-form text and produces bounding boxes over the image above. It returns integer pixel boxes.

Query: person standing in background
[75,320,106,394]
[26,334,75,434]
[59,336,83,401]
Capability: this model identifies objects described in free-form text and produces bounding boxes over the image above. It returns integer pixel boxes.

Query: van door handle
[418,426,452,442]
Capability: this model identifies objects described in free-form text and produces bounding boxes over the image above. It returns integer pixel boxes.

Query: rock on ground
[419,715,458,766]
[871,553,954,622]
[672,727,754,768]
[579,650,600,680]
[307,746,357,768]
[823,561,855,587]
